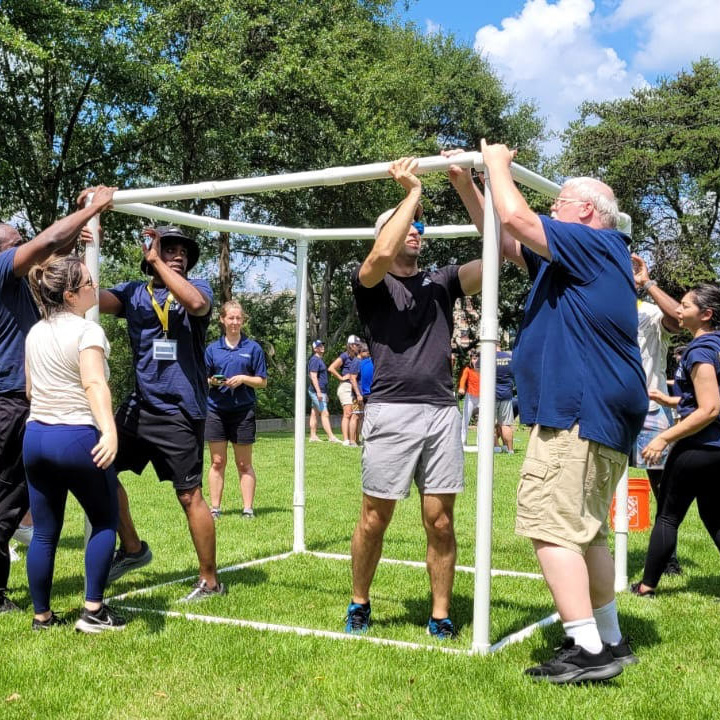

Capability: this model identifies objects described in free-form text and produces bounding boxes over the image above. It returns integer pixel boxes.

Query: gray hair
[562,177,619,229]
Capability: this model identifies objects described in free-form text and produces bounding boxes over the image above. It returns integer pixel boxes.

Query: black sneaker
[630,582,656,598]
[610,636,639,666]
[75,604,127,634]
[0,592,20,613]
[663,559,683,576]
[107,540,153,583]
[525,637,623,684]
[32,612,68,631]
[345,601,371,634]
[179,579,227,603]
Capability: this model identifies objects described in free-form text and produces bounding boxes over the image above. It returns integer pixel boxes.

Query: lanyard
[146,281,175,335]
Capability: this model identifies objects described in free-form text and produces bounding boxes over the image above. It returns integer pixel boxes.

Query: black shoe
[75,604,127,634]
[630,582,656,598]
[663,559,683,576]
[610,636,639,666]
[32,612,68,631]
[107,540,153,583]
[525,637,623,684]
[0,592,21,613]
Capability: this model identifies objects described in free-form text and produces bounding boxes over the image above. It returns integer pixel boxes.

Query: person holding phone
[205,300,267,520]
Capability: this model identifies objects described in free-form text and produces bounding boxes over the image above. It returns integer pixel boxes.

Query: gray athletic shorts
[495,399,514,426]
[360,403,464,499]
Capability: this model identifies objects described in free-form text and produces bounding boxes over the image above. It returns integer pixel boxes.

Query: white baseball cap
[347,335,361,345]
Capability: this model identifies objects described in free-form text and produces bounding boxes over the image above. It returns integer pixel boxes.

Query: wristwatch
[642,280,657,294]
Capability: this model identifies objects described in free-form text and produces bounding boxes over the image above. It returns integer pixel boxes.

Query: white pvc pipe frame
[86,152,630,654]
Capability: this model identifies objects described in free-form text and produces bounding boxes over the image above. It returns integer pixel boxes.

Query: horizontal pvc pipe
[489,612,560,653]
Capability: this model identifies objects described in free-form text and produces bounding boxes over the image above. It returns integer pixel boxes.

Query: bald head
[561,177,619,229]
[0,224,22,252]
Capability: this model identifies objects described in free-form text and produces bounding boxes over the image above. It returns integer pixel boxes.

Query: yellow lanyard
[146,281,175,335]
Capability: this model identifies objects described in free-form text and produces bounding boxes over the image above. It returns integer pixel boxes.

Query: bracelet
[642,280,657,294]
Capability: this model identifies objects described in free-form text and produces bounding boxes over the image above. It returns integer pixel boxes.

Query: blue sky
[247,0,719,289]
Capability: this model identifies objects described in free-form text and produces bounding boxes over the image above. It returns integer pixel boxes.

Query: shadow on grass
[625,547,698,578]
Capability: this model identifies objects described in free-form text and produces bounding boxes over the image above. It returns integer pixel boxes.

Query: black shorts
[114,401,205,492]
[0,393,31,542]
[204,406,256,445]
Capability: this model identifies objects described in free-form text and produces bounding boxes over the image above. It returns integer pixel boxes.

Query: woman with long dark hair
[633,284,720,596]
[24,255,125,632]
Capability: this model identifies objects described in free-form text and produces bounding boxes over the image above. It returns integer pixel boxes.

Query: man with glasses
[0,186,116,614]
[446,142,646,682]
[345,156,482,640]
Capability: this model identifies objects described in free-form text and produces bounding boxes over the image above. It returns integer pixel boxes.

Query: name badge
[153,338,178,361]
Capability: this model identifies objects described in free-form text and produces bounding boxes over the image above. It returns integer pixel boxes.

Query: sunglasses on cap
[411,221,425,236]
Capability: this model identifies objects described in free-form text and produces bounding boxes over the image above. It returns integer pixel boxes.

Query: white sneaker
[12,524,33,546]
[342,440,351,446]
[9,544,20,563]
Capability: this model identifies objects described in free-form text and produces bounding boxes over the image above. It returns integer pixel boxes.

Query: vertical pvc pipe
[293,238,309,552]
[83,209,101,590]
[471,178,501,654]
[614,465,629,592]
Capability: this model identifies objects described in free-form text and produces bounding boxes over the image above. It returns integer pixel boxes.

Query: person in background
[633,285,720,597]
[494,343,515,454]
[328,335,362,446]
[24,255,124,632]
[350,344,372,443]
[308,340,340,443]
[631,253,682,575]
[0,185,115,614]
[205,300,267,520]
[457,351,480,449]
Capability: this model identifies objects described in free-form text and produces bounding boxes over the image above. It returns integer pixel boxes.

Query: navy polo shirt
[308,354,329,394]
[205,334,267,413]
[673,332,720,448]
[513,216,646,454]
[0,247,40,393]
[495,351,514,401]
[108,278,212,419]
[338,351,354,379]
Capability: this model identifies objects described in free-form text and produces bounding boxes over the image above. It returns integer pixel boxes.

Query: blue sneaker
[345,601,371,634]
[427,617,457,640]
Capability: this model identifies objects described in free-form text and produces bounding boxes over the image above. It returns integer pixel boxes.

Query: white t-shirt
[26,311,110,427]
[637,300,671,413]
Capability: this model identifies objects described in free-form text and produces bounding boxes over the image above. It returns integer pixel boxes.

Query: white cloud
[425,19,442,36]
[608,0,720,72]
[474,0,647,144]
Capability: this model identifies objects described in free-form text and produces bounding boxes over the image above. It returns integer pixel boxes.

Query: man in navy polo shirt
[0,186,115,613]
[100,225,224,601]
[447,142,646,682]
[494,343,515,454]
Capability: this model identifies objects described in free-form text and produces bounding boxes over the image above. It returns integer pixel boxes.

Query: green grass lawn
[3,427,720,719]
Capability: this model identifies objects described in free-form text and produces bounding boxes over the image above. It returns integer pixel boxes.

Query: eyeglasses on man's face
[551,197,589,209]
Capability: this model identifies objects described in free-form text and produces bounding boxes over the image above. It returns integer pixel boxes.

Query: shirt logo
[422,277,431,286]
[240,353,251,358]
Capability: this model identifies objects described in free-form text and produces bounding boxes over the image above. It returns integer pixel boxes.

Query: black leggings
[642,444,720,587]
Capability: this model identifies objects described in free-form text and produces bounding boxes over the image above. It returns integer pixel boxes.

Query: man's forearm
[150,261,209,315]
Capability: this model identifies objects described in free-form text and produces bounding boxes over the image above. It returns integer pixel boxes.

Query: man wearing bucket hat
[345,157,482,640]
[98,225,224,601]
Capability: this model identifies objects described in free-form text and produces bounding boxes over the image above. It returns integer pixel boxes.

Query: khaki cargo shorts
[515,424,626,554]
[337,382,353,407]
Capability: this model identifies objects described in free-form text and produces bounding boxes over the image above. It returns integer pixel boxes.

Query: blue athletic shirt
[205,334,267,413]
[108,279,213,419]
[0,247,40,393]
[308,354,329,394]
[513,216,646,455]
[359,357,374,397]
[495,350,514,401]
[673,331,720,448]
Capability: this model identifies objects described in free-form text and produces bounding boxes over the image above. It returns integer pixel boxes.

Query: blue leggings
[23,422,118,613]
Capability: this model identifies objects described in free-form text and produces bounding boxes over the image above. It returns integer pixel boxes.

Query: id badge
[153,338,178,361]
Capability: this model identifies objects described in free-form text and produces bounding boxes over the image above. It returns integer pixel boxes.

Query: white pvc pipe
[614,465,630,592]
[292,239,309,552]
[471,177,501,655]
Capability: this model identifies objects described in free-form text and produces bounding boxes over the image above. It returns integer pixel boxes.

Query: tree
[560,58,720,296]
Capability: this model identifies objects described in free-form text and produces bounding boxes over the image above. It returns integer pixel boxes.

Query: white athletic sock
[562,618,603,654]
[593,599,622,646]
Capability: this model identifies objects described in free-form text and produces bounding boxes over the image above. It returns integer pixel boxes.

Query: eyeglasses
[552,197,589,209]
[411,221,425,235]
[71,278,96,292]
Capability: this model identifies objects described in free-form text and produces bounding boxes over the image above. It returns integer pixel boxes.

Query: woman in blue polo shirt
[205,301,267,519]
[633,284,720,596]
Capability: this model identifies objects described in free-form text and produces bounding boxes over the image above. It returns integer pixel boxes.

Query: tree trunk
[218,198,232,303]
[319,259,334,341]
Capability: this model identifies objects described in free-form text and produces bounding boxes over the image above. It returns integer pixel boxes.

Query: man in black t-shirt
[345,157,482,640]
